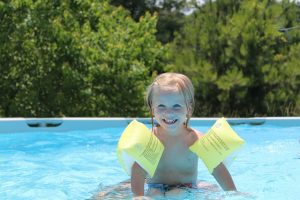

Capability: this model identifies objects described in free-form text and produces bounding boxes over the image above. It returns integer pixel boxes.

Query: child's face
[151,86,189,132]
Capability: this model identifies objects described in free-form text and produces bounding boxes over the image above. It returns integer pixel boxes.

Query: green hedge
[0,0,167,117]
[0,0,299,117]
[169,0,300,117]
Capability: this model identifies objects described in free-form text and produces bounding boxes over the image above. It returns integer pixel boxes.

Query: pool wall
[0,117,299,133]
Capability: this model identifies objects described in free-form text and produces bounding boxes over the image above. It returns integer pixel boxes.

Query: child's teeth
[165,119,176,124]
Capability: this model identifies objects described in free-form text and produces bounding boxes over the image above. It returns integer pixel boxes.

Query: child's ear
[150,109,154,117]
[187,105,193,116]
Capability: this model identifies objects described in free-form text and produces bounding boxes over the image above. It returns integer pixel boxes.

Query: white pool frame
[0,117,299,133]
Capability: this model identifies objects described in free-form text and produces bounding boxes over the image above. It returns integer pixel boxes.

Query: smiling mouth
[163,119,178,125]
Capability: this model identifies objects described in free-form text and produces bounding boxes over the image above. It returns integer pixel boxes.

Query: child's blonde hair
[146,73,195,128]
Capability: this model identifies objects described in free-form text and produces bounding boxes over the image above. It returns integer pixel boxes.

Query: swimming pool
[0,118,299,200]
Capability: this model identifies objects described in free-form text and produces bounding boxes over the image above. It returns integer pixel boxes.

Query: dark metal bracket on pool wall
[26,120,63,128]
[228,119,265,126]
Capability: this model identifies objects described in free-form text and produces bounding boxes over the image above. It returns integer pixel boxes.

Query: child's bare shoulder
[186,128,204,146]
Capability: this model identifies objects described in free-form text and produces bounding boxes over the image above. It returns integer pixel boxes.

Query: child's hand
[132,196,152,200]
[235,191,255,198]
[224,191,255,199]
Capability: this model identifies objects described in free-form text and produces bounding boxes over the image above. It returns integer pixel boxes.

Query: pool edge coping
[0,117,299,133]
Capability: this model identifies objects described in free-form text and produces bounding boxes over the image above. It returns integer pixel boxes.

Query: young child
[131,72,236,197]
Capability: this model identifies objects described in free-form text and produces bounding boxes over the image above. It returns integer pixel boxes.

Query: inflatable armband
[117,120,164,177]
[189,118,245,173]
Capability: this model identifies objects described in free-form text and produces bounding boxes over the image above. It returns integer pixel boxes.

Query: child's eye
[156,105,166,111]
[173,104,182,109]
[158,104,166,108]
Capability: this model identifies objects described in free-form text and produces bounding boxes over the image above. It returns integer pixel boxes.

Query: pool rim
[0,117,299,133]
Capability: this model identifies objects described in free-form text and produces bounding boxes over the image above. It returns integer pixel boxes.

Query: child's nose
[164,108,176,115]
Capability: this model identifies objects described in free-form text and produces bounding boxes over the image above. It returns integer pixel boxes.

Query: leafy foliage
[170,0,300,116]
[110,0,187,43]
[0,0,299,117]
[0,0,167,117]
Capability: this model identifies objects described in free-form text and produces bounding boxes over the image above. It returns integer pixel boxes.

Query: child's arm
[131,162,147,196]
[212,162,237,191]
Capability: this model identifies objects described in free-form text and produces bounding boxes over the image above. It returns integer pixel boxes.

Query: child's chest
[152,128,198,175]
[151,145,197,183]
[159,143,196,169]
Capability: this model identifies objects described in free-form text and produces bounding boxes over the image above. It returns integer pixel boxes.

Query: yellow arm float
[189,118,245,173]
[116,120,164,177]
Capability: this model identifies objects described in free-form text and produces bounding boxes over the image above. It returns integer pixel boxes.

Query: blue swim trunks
[147,183,197,195]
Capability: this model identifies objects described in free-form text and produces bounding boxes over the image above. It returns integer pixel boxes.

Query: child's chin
[162,121,183,130]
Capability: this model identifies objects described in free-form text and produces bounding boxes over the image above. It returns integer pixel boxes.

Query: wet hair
[145,73,195,128]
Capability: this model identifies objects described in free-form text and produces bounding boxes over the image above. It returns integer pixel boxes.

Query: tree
[0,0,167,117]
[110,0,156,21]
[170,0,300,116]
[110,0,188,43]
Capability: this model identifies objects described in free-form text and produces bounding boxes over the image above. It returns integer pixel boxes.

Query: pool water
[1,123,300,200]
